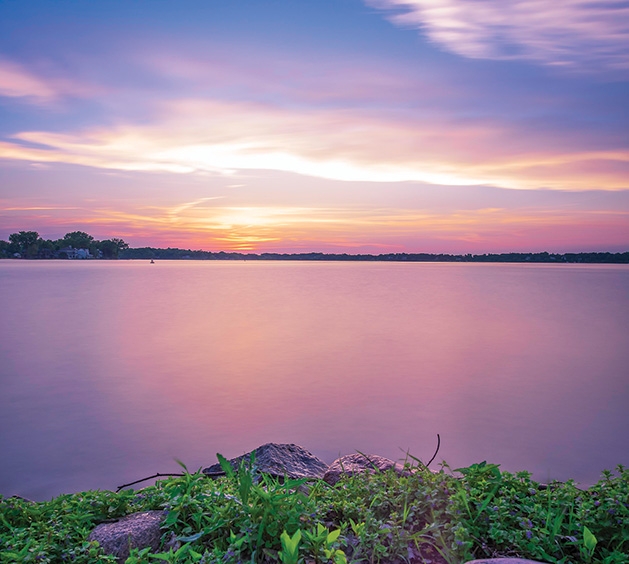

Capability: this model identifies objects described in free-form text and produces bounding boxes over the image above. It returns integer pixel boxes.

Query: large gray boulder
[203,443,328,480]
[323,453,407,485]
[88,510,165,563]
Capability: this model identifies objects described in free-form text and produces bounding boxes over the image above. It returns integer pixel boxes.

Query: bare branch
[116,472,185,492]
[426,434,441,468]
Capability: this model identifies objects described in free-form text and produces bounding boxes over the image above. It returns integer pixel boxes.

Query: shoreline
[2,444,627,563]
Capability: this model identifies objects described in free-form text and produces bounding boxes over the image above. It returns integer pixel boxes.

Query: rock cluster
[89,443,550,564]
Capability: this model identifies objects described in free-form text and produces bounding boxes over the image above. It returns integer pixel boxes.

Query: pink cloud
[2,195,626,253]
[136,47,457,113]
[2,98,627,191]
[0,58,100,103]
[0,59,58,100]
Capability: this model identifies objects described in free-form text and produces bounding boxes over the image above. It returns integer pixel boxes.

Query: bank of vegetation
[0,231,129,260]
[121,248,629,263]
[2,230,628,263]
[1,459,627,564]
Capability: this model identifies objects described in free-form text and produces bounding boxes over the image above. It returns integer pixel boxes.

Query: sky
[0,0,628,253]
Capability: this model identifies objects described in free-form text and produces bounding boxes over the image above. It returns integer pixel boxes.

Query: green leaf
[174,458,189,473]
[327,529,341,544]
[177,531,204,542]
[149,552,174,562]
[280,529,302,564]
[189,549,203,562]
[164,510,180,526]
[238,464,253,506]
[474,483,501,520]
[584,526,597,551]
[217,453,235,478]
[284,529,302,551]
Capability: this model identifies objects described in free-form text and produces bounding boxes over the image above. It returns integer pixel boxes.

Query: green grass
[1,458,627,564]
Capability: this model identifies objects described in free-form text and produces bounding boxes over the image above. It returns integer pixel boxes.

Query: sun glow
[1,0,627,254]
[4,196,624,254]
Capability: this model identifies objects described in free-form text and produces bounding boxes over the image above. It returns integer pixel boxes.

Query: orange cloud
[3,198,625,253]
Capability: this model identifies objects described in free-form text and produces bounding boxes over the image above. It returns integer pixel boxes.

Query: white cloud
[1,98,627,191]
[370,0,629,70]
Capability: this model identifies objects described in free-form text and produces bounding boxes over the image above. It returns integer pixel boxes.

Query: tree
[36,238,56,259]
[98,238,129,259]
[61,231,94,249]
[110,238,129,251]
[8,231,40,257]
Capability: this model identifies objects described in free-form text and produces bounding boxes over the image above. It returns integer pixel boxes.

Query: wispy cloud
[0,59,60,100]
[370,0,629,70]
[0,58,99,103]
[168,197,224,218]
[1,98,627,191]
[140,50,442,107]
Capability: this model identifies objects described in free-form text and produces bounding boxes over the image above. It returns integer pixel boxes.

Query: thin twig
[426,434,441,468]
[116,472,185,492]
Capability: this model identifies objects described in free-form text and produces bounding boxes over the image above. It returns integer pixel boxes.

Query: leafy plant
[449,463,629,563]
[582,525,598,562]
[301,523,346,564]
[279,529,302,564]
[1,457,627,564]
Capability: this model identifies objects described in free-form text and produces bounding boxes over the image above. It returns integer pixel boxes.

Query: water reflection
[0,261,628,499]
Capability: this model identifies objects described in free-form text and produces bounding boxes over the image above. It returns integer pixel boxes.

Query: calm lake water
[1,260,628,500]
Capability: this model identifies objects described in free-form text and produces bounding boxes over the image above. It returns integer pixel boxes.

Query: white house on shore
[57,247,92,259]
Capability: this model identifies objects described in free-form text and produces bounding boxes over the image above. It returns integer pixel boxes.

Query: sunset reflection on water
[1,260,628,500]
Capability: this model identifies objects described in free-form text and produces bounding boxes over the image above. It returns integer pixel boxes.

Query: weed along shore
[1,444,627,564]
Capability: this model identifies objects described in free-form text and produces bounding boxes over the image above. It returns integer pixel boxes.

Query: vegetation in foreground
[1,458,627,564]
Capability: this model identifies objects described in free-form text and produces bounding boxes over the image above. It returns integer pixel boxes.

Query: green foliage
[448,462,629,563]
[583,526,598,562]
[7,230,42,258]
[98,237,129,258]
[301,523,346,564]
[1,459,628,564]
[0,488,154,563]
[1,230,129,259]
[279,529,301,564]
[62,231,94,250]
[314,461,469,564]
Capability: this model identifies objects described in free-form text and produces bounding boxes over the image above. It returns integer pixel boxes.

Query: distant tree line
[2,231,627,262]
[121,247,629,263]
[0,231,129,259]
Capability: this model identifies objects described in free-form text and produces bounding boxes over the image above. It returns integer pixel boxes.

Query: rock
[464,560,550,564]
[323,453,407,485]
[202,443,328,480]
[9,495,35,503]
[88,510,165,563]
